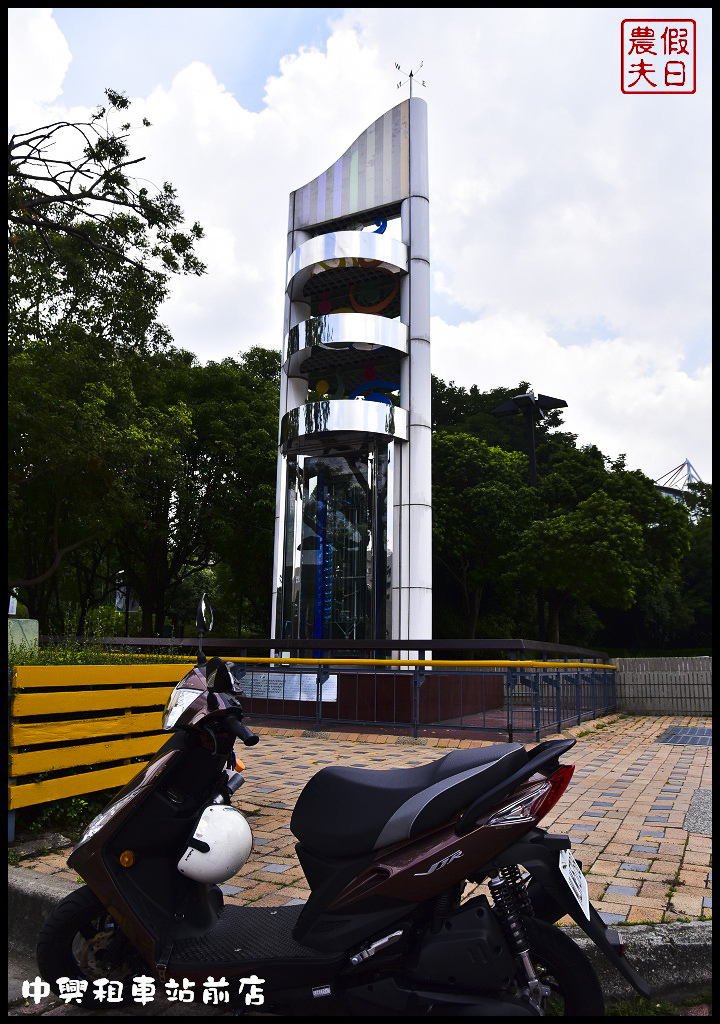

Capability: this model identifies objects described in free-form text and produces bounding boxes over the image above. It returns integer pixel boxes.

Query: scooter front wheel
[520,917,605,1016]
[36,886,142,1007]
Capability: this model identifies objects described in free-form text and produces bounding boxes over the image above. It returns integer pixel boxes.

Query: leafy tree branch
[8,88,205,277]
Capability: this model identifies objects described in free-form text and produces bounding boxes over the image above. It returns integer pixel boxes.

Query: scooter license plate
[559,849,590,919]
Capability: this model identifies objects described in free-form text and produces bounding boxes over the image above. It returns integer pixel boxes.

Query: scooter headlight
[163,686,203,730]
[74,791,138,848]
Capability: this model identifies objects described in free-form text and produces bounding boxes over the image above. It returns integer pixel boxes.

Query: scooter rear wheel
[522,917,605,1016]
[36,886,141,1007]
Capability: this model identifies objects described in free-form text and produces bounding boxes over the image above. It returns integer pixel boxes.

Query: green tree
[595,481,707,651]
[535,436,609,513]
[429,376,704,650]
[62,539,118,637]
[8,88,204,280]
[196,350,280,635]
[680,512,712,646]
[506,491,648,644]
[115,348,279,636]
[8,89,205,612]
[683,480,712,520]
[596,467,693,650]
[163,566,217,638]
[432,432,539,637]
[432,377,567,453]
[8,337,178,625]
[110,349,199,636]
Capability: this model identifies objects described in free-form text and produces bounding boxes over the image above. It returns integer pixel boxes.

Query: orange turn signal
[119,850,136,868]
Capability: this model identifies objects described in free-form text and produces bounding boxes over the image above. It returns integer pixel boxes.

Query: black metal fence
[503,666,618,739]
[226,660,616,743]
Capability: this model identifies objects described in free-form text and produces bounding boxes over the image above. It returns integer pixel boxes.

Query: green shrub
[8,638,193,667]
[14,790,118,839]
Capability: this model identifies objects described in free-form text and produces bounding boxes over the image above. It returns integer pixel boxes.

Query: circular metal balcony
[280,400,409,455]
[285,313,408,378]
[287,231,408,304]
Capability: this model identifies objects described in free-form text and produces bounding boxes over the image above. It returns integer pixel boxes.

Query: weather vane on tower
[395,61,426,99]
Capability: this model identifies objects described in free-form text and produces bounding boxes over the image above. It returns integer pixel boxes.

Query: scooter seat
[290,743,527,858]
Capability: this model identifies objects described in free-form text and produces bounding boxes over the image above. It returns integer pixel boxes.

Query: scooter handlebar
[225,716,259,746]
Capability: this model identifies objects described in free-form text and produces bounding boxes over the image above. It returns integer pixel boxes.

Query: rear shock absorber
[492,866,534,915]
[489,867,547,1007]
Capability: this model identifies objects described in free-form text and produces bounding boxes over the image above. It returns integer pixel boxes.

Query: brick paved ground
[18,714,711,927]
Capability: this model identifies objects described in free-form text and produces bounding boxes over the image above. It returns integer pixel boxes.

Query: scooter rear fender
[491,830,651,997]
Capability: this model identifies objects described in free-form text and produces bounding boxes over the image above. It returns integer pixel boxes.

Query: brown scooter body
[330,785,544,908]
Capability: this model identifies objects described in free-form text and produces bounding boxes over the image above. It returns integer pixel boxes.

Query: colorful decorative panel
[291,101,411,230]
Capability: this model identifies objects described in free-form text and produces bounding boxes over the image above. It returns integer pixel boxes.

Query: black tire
[522,917,605,1016]
[36,886,143,1007]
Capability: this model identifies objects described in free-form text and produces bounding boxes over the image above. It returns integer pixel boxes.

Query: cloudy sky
[8,8,712,484]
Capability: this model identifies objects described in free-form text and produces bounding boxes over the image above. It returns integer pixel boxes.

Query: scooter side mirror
[196,594,214,666]
[196,594,214,633]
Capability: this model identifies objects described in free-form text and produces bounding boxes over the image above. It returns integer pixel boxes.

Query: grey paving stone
[684,789,712,837]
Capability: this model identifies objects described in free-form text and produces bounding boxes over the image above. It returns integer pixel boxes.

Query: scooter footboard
[491,833,651,997]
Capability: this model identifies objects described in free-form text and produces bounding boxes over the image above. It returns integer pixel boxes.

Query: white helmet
[177,805,253,883]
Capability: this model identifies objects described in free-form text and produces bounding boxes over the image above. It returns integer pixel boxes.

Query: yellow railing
[8,658,616,814]
[222,657,616,669]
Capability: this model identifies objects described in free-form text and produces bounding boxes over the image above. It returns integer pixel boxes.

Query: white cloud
[7,8,712,483]
[430,314,712,481]
[8,9,72,125]
[124,37,392,360]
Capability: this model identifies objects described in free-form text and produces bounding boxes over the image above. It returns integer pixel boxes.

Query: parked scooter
[37,598,650,1015]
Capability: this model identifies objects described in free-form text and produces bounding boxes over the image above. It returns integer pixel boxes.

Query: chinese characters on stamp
[622,20,696,94]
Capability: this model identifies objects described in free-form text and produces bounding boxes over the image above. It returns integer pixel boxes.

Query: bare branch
[8,502,98,589]
[8,533,96,589]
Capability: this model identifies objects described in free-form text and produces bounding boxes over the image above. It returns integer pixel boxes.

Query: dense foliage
[9,352,707,649]
[7,92,710,650]
[430,378,707,649]
[8,343,279,637]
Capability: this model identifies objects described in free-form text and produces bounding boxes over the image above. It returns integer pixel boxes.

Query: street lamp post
[117,570,130,637]
[491,390,568,642]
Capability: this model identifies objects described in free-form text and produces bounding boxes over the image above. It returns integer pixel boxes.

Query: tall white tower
[271,98,431,647]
